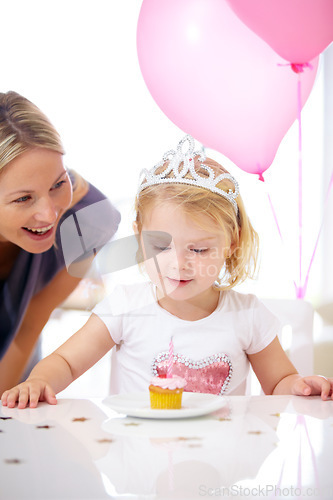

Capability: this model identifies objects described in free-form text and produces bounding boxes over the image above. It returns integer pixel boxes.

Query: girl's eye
[191,248,208,254]
[51,180,66,190]
[154,245,171,252]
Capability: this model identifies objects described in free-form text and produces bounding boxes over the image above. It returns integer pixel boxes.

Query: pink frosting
[150,375,187,390]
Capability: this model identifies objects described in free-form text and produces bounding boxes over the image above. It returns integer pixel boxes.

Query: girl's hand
[1,379,57,409]
[291,375,333,400]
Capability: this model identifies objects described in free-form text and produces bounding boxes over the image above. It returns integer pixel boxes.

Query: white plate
[102,392,226,419]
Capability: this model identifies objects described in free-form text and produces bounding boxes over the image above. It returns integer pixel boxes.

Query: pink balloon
[137,0,319,176]
[227,0,333,63]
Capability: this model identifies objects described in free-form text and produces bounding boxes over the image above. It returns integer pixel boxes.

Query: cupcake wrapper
[149,390,183,409]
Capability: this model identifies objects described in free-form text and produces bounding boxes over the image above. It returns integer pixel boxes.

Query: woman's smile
[22,223,55,240]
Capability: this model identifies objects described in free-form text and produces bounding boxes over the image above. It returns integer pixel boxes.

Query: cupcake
[149,375,187,409]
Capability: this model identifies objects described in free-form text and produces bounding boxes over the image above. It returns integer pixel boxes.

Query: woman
[0,91,120,393]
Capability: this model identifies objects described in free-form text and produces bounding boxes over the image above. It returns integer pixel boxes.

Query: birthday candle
[167,336,174,378]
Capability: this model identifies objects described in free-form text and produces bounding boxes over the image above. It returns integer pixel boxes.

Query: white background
[1,0,332,307]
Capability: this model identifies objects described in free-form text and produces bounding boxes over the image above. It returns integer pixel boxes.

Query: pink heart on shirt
[152,352,233,396]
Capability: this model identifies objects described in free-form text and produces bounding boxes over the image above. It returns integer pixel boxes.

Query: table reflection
[97,396,333,499]
[0,395,332,500]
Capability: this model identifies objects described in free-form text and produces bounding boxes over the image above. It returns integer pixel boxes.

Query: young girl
[2,135,332,408]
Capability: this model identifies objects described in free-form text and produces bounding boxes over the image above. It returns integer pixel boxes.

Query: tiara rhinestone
[138,135,239,214]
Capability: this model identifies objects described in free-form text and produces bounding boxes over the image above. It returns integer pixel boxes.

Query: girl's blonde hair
[0,90,87,197]
[135,156,259,290]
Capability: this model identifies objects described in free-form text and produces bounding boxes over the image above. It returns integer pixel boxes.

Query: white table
[1,395,332,499]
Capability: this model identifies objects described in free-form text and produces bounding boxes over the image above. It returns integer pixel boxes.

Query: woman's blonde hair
[135,156,259,290]
[0,91,65,168]
[0,90,87,198]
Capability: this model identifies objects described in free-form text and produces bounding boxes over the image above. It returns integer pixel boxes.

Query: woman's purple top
[0,178,120,359]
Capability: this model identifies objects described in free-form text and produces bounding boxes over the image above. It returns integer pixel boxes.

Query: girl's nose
[34,197,58,223]
[172,248,190,270]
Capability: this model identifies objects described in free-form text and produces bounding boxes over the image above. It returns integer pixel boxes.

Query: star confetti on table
[124,422,141,427]
[177,437,202,442]
[36,425,53,429]
[96,438,114,444]
[248,430,264,435]
[72,417,90,422]
[270,413,281,418]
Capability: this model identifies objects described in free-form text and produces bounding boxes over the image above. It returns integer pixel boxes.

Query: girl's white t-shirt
[93,282,280,396]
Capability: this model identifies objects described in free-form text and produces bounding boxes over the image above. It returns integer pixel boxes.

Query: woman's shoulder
[66,170,113,212]
[68,170,89,208]
[63,171,121,233]
[55,172,121,276]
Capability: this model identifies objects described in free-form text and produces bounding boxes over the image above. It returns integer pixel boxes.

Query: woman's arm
[0,267,83,393]
[248,336,333,399]
[1,313,114,408]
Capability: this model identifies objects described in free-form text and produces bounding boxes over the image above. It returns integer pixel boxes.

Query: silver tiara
[138,135,239,214]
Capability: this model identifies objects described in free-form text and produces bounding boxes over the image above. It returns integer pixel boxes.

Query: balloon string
[262,165,306,296]
[258,171,284,242]
[277,62,313,298]
[266,191,284,242]
[260,176,300,292]
[288,63,312,298]
[297,73,303,298]
[301,168,333,297]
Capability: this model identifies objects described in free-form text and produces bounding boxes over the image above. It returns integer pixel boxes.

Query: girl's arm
[1,313,114,409]
[248,336,333,400]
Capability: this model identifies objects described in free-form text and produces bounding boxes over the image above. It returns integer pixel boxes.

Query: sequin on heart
[151,352,232,396]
